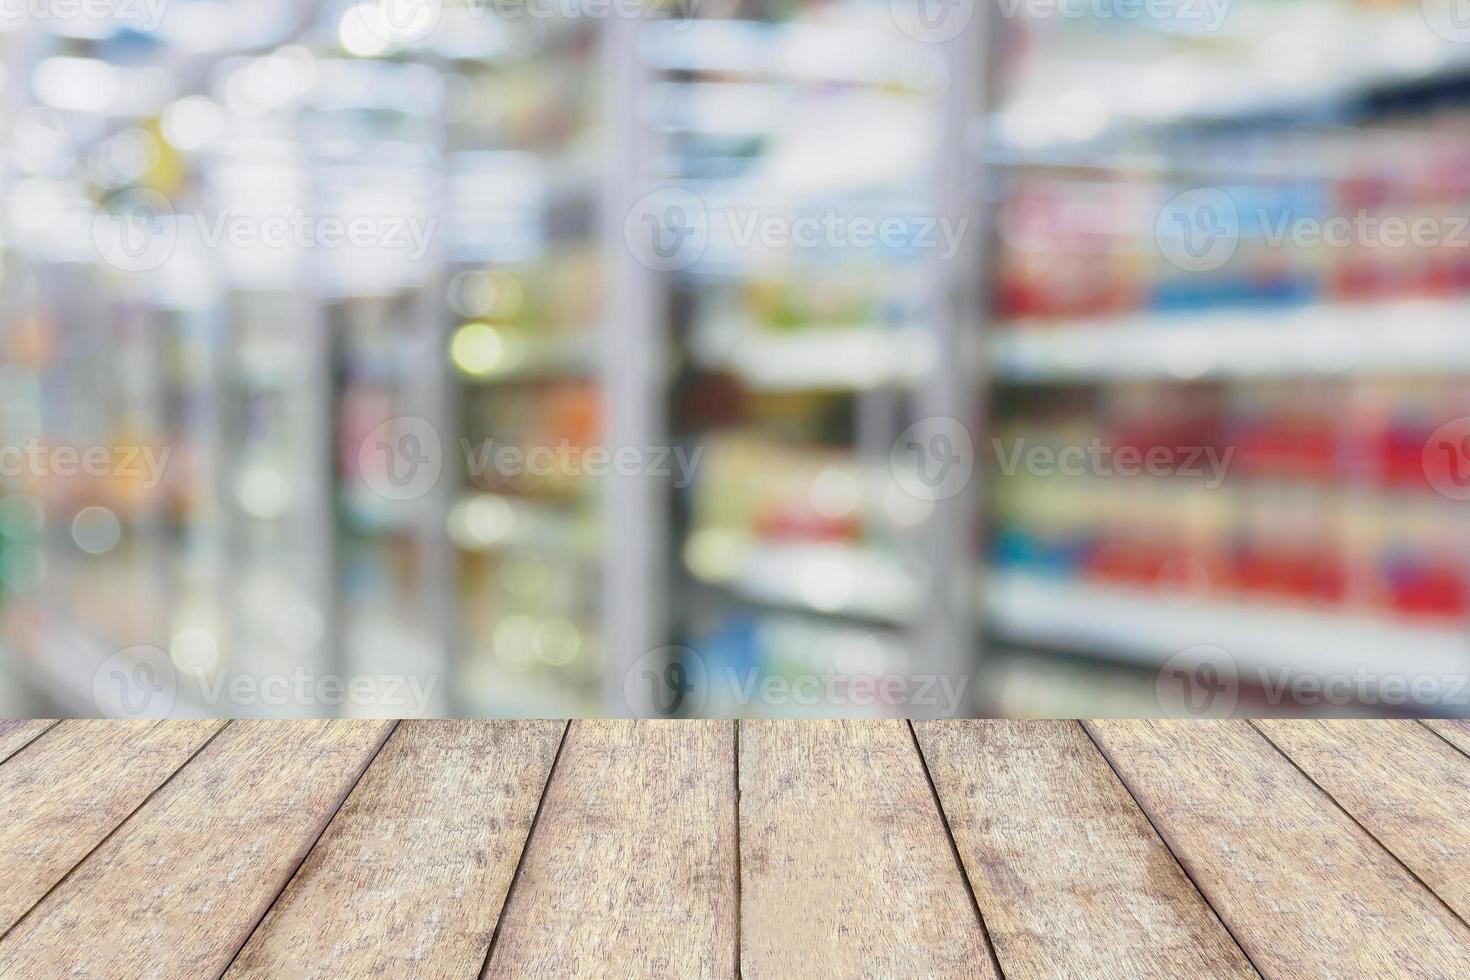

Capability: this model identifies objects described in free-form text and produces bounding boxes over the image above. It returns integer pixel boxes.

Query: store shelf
[691,541,920,626]
[2,625,219,719]
[448,492,597,557]
[639,19,940,89]
[992,5,1470,153]
[988,298,1470,381]
[692,325,933,391]
[984,571,1470,683]
[454,332,595,384]
[457,665,597,719]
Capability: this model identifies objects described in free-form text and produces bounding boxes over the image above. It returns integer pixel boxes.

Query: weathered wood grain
[1424,719,1470,759]
[1255,718,1470,923]
[915,720,1254,977]
[740,720,1000,978]
[483,720,737,979]
[0,719,393,978]
[0,719,224,935]
[1088,719,1470,976]
[0,719,56,765]
[225,720,564,979]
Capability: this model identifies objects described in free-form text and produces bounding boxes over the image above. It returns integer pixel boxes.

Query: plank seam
[1078,721,1265,979]
[0,720,63,767]
[733,719,742,980]
[215,719,402,979]
[1418,720,1470,763]
[477,719,572,980]
[0,719,233,947]
[1247,720,1470,934]
[906,721,1007,980]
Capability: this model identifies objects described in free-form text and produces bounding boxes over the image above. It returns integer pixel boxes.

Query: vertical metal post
[413,108,455,716]
[601,14,666,716]
[911,6,994,717]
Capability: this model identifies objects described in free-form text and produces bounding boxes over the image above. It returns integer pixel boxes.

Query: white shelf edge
[691,541,920,627]
[988,298,1470,380]
[984,571,1470,684]
[692,324,934,391]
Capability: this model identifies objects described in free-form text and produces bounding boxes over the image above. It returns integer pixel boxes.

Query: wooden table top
[1,718,1468,978]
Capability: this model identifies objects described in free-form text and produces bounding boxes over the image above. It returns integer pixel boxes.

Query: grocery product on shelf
[0,9,611,716]
[650,7,957,714]
[443,24,608,717]
[982,4,1470,713]
[993,119,1470,322]
[989,379,1470,622]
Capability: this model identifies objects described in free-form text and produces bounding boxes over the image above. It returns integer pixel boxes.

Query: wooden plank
[1425,719,1470,759]
[0,720,56,765]
[483,720,737,979]
[225,720,564,979]
[0,719,393,978]
[915,720,1253,977]
[1255,719,1470,923]
[739,720,1000,978]
[0,719,224,935]
[1088,719,1470,976]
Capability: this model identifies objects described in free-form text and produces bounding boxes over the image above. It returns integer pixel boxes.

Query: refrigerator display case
[978,0,1470,716]
[646,6,966,717]
[6,0,1470,720]
[441,18,609,716]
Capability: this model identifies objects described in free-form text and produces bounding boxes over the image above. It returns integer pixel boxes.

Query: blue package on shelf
[1150,276,1316,312]
[989,528,1090,576]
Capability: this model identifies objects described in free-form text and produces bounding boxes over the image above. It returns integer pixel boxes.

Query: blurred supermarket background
[5,0,1470,718]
